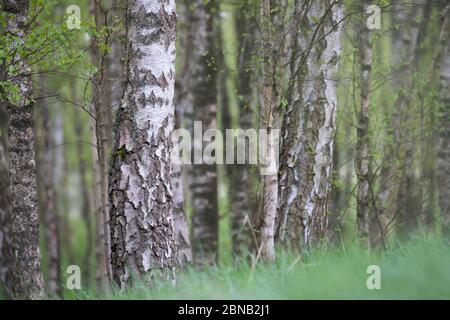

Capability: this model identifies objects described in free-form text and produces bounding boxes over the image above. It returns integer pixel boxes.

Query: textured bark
[437,8,450,237]
[189,0,219,267]
[37,92,61,297]
[3,0,44,299]
[355,3,373,248]
[259,0,278,261]
[228,0,256,256]
[172,0,193,268]
[109,0,126,111]
[277,0,343,248]
[109,0,178,287]
[89,0,113,288]
[171,159,192,267]
[0,103,13,298]
[71,80,93,286]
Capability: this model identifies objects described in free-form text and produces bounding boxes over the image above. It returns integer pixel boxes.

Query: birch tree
[2,0,44,299]
[355,1,373,248]
[389,1,424,238]
[277,0,343,248]
[189,0,219,266]
[89,0,113,287]
[172,0,193,267]
[0,102,12,298]
[37,89,61,296]
[229,0,257,256]
[437,6,450,237]
[109,0,178,287]
[71,79,93,286]
[258,0,278,261]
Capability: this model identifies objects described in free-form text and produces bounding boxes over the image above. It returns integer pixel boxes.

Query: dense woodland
[0,0,449,300]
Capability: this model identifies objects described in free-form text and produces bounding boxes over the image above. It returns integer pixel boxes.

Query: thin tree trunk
[355,2,373,248]
[57,124,74,266]
[37,92,61,297]
[90,115,105,289]
[259,0,278,261]
[390,2,424,239]
[228,0,256,256]
[172,0,193,268]
[109,0,178,287]
[0,102,13,298]
[419,3,450,230]
[189,0,219,267]
[3,0,44,299]
[89,0,113,289]
[71,80,93,287]
[110,0,126,111]
[436,6,450,237]
[277,0,343,248]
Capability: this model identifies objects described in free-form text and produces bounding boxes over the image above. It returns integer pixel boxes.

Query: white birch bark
[109,0,178,287]
[277,0,343,248]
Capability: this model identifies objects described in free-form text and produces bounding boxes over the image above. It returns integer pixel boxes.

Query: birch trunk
[71,80,93,286]
[390,2,423,238]
[109,0,178,287]
[172,0,193,267]
[355,2,373,248]
[229,0,256,256]
[189,0,219,267]
[89,0,113,288]
[416,3,449,229]
[277,0,343,248]
[3,0,44,299]
[259,0,278,261]
[37,95,61,297]
[437,9,450,237]
[0,103,13,297]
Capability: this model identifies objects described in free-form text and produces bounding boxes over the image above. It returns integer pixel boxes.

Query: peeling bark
[277,0,343,248]
[109,0,178,287]
[3,0,44,299]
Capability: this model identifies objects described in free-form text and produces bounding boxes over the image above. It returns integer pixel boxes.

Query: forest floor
[62,233,450,300]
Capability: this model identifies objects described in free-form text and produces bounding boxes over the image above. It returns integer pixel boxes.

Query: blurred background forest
[0,0,449,299]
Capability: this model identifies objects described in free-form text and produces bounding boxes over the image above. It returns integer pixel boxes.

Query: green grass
[67,233,450,300]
